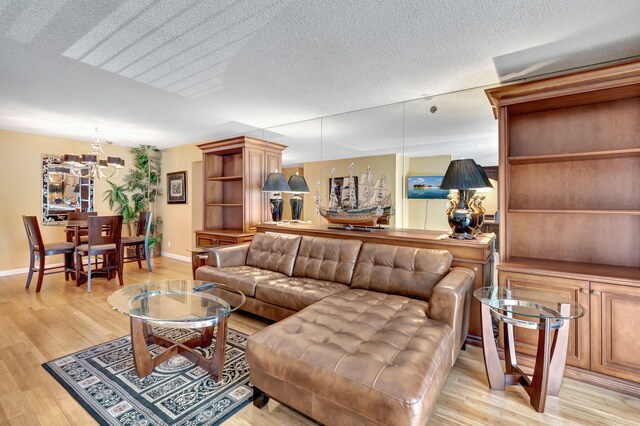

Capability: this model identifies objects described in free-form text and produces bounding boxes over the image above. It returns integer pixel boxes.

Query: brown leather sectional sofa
[196,233,475,425]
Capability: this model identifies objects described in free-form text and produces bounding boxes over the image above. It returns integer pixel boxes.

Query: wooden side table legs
[481,303,505,389]
[480,304,571,412]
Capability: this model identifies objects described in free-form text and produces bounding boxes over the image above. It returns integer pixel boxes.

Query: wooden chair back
[136,211,153,237]
[87,215,123,248]
[68,211,98,220]
[22,215,44,251]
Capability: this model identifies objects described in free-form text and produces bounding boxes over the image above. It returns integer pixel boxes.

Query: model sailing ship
[316,163,395,228]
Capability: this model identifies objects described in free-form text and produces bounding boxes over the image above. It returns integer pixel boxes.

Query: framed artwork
[407,176,449,199]
[167,171,187,204]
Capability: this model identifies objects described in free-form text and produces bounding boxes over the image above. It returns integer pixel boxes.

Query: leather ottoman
[246,289,455,426]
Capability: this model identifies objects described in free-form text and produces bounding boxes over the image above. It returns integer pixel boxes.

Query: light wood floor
[0,257,638,426]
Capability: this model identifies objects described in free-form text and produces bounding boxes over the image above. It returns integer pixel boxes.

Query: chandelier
[62,127,125,179]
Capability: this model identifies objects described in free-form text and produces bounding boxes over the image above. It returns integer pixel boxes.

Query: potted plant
[124,146,163,256]
[103,145,163,256]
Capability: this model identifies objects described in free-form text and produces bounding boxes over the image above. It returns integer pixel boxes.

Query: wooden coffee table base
[480,303,570,413]
[130,316,229,382]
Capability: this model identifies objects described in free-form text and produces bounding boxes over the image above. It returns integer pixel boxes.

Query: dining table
[65,219,88,246]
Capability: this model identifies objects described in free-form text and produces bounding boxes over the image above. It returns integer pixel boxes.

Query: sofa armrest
[428,267,475,363]
[207,243,251,267]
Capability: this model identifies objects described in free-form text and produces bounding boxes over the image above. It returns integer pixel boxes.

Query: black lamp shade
[474,162,494,190]
[440,159,494,190]
[261,172,291,192]
[287,174,309,193]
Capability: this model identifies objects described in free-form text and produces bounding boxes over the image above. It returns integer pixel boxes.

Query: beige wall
[0,129,132,272]
[302,154,400,226]
[2,131,488,271]
[483,178,498,216]
[155,143,202,261]
[403,155,452,231]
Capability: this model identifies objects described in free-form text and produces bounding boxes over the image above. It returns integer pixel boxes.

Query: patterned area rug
[43,328,253,425]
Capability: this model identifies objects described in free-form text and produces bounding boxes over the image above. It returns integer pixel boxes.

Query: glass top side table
[107,279,245,382]
[473,286,585,413]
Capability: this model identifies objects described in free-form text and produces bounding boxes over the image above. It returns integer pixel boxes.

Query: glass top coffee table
[107,280,245,382]
[473,286,585,412]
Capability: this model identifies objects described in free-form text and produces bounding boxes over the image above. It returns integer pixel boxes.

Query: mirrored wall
[243,84,505,230]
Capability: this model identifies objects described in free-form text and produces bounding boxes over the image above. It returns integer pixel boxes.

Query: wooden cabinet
[499,271,590,369]
[196,136,286,247]
[591,282,640,383]
[486,60,640,395]
[195,230,254,248]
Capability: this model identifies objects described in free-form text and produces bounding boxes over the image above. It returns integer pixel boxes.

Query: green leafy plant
[103,180,136,234]
[103,145,163,252]
[147,217,164,251]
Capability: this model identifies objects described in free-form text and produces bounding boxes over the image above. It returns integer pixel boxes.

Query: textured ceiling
[1,0,640,165]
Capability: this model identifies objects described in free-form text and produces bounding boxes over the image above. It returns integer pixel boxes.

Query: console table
[256,223,495,343]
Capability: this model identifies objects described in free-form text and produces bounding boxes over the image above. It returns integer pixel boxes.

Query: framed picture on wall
[167,171,187,204]
[407,176,449,199]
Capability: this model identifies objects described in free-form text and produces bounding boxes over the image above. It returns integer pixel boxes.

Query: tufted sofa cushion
[351,243,453,301]
[247,289,454,425]
[195,265,286,297]
[245,233,302,276]
[292,236,362,285]
[255,277,350,311]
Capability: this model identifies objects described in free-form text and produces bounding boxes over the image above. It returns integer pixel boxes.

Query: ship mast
[314,181,321,214]
[348,162,356,210]
[363,165,373,209]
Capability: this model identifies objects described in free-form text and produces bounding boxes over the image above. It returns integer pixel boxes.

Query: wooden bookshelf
[500,257,640,287]
[486,59,640,395]
[508,209,640,215]
[195,136,286,248]
[508,147,640,164]
[205,175,243,181]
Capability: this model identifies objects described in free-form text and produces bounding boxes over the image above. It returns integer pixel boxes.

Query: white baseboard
[2,254,192,276]
[160,252,191,263]
[0,262,64,277]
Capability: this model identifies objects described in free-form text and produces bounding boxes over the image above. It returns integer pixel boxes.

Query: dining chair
[75,215,123,293]
[22,216,76,293]
[67,211,97,243]
[121,211,153,272]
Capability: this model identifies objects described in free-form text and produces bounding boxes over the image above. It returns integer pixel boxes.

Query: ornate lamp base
[269,194,284,222]
[290,194,303,221]
[449,231,477,240]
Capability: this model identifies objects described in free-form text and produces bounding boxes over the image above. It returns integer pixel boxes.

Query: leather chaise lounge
[196,233,475,425]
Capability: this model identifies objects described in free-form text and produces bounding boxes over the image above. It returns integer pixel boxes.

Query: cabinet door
[196,233,218,247]
[498,271,590,369]
[244,147,266,231]
[591,282,640,382]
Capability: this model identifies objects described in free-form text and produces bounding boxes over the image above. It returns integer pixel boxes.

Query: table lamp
[287,172,310,221]
[261,169,291,222]
[439,159,493,239]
